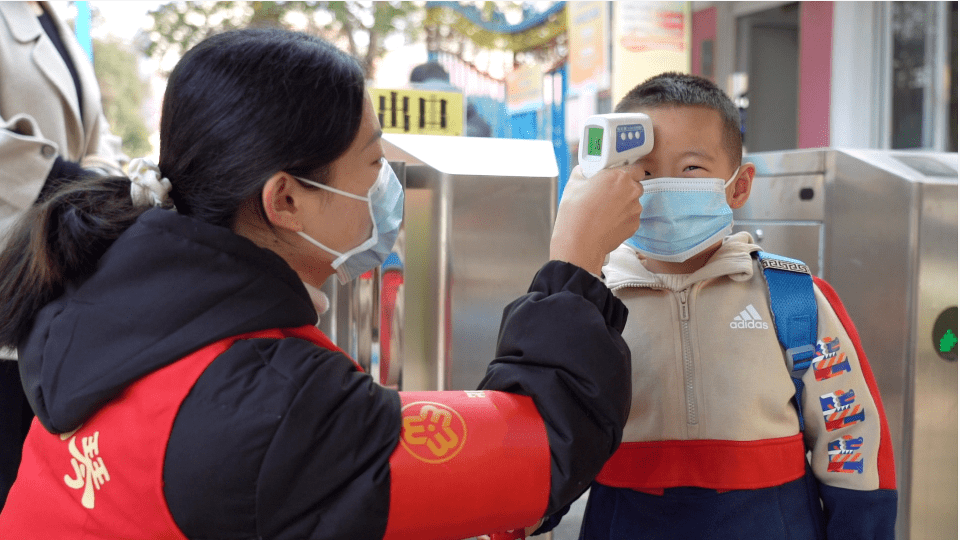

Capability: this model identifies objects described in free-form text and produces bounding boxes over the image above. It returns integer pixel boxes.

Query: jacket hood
[605,231,762,291]
[19,208,318,433]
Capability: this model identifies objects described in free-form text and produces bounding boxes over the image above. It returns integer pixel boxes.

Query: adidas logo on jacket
[730,304,770,329]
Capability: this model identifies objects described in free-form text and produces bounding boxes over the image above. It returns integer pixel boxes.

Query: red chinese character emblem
[399,402,467,464]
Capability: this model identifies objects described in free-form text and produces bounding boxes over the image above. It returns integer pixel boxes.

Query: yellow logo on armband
[400,402,467,464]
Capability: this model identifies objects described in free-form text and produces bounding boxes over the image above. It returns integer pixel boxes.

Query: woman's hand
[550,164,644,275]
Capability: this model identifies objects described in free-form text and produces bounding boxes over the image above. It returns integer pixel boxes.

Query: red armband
[383,391,550,540]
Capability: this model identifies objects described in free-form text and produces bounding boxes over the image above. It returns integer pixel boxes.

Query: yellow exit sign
[370,88,464,136]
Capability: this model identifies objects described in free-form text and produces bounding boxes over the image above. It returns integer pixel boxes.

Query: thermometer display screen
[587,127,603,156]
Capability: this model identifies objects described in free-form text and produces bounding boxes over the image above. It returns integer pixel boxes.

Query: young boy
[571,73,898,539]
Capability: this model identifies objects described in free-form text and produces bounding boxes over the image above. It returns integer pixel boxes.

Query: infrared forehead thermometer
[578,113,654,178]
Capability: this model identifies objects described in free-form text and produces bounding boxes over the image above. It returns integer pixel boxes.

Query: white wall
[830,2,884,149]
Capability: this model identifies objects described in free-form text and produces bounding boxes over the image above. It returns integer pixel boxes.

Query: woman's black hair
[0,28,366,347]
[160,28,366,226]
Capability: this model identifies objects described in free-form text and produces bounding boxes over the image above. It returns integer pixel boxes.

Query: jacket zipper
[612,280,698,427]
[678,288,698,427]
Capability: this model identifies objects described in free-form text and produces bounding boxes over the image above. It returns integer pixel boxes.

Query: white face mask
[294,158,404,284]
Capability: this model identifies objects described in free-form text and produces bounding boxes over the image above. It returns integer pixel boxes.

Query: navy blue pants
[0,361,33,510]
[580,465,827,540]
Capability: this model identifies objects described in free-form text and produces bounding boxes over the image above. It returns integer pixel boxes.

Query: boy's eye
[683,165,702,172]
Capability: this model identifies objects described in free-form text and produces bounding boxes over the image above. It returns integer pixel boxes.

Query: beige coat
[0,1,125,236]
[603,232,888,492]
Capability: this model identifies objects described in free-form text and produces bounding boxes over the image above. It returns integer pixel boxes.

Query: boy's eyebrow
[678,149,715,161]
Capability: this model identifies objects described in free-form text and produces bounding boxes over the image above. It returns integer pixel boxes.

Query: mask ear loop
[292,160,389,274]
[724,166,742,189]
[294,176,371,202]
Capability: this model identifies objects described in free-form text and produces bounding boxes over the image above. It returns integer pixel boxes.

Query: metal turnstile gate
[734,148,958,540]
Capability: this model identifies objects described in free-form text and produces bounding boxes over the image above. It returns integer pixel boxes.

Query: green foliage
[145,1,420,77]
[92,39,152,157]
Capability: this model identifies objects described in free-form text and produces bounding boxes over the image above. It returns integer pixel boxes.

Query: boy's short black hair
[615,72,743,167]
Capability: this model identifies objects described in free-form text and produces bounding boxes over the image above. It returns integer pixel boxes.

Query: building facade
[692,1,957,154]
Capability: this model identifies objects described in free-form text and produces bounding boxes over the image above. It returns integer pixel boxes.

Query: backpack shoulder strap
[753,251,818,431]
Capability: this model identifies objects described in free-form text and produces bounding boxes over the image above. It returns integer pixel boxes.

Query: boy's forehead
[629,105,723,162]
[629,105,724,140]
[622,102,741,169]
[632,103,721,120]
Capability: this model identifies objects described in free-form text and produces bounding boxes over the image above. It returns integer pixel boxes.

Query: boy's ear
[727,162,755,209]
[261,172,305,232]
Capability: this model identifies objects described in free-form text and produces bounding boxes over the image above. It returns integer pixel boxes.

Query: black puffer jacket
[17,207,631,539]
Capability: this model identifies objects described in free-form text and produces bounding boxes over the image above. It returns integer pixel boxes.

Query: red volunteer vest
[0,325,336,539]
[0,325,552,539]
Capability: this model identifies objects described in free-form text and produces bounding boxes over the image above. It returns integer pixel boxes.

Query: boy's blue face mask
[295,158,404,284]
[626,167,739,263]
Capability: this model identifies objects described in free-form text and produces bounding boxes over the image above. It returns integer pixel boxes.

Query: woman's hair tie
[127,158,172,208]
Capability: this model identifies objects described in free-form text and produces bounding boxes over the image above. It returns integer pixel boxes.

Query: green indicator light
[940,329,958,353]
[932,307,958,362]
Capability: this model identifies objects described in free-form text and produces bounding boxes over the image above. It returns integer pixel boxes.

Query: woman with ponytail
[0,28,645,539]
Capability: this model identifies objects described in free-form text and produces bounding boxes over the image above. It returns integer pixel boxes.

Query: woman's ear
[727,163,756,210]
[261,172,304,232]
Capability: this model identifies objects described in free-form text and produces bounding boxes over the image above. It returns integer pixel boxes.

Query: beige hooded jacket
[600,232,894,494]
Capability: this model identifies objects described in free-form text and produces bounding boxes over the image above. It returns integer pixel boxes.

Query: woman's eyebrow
[364,130,383,149]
